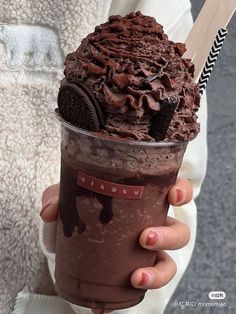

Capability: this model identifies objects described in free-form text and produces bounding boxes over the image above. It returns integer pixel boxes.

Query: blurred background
[166,1,236,313]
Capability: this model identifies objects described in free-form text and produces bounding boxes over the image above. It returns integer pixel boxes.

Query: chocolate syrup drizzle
[59,160,114,237]
[59,185,113,237]
[59,160,177,237]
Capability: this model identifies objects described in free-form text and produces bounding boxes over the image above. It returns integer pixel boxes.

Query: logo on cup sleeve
[77,172,144,200]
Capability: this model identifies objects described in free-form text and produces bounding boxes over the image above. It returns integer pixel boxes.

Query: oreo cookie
[58,79,105,131]
[149,97,178,141]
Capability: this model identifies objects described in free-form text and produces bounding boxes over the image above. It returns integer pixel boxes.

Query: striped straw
[198,28,228,94]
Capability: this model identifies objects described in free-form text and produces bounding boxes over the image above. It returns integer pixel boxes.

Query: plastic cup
[55,113,188,310]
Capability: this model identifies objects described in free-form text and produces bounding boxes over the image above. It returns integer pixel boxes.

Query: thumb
[40,183,59,222]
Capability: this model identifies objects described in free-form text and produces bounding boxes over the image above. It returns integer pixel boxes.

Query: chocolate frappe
[55,11,200,310]
[55,126,187,310]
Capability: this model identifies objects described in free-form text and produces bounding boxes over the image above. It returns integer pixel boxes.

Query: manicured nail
[146,231,158,246]
[40,203,51,217]
[139,272,153,287]
[176,187,184,204]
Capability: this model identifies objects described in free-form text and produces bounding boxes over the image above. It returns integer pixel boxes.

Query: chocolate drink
[55,119,187,310]
[55,11,200,311]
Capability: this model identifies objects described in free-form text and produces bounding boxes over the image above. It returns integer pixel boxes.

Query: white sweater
[0,0,207,313]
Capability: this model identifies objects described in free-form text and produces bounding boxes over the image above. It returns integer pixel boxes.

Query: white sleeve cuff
[38,220,57,263]
[12,290,76,314]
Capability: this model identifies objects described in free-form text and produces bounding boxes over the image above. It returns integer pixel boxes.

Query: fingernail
[176,187,184,204]
[40,202,51,217]
[139,272,153,287]
[146,231,158,246]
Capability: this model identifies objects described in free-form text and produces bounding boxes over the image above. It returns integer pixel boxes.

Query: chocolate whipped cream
[63,11,200,141]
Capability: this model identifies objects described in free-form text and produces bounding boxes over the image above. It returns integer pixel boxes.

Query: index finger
[42,183,59,206]
[168,178,193,206]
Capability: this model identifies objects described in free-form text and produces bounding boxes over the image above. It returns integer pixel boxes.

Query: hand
[41,179,192,314]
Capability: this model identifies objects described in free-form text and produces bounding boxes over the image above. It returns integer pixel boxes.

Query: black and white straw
[198,28,228,94]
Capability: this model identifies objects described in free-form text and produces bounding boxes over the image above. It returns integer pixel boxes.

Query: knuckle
[174,223,190,248]
[168,257,177,277]
[159,270,169,285]
[42,186,51,201]
[185,225,191,243]
[181,223,191,246]
[43,185,51,195]
[172,261,177,276]
[156,269,171,288]
[158,262,177,288]
[42,184,59,202]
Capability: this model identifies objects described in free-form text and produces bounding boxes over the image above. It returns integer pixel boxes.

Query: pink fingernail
[40,203,51,217]
[139,272,152,287]
[176,188,184,204]
[146,231,158,246]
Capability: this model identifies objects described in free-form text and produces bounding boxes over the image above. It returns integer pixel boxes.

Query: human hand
[41,179,192,314]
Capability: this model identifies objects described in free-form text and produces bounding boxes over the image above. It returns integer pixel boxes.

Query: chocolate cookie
[74,80,105,128]
[58,80,105,131]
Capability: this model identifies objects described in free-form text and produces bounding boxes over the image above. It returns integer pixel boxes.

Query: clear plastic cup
[55,113,188,310]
